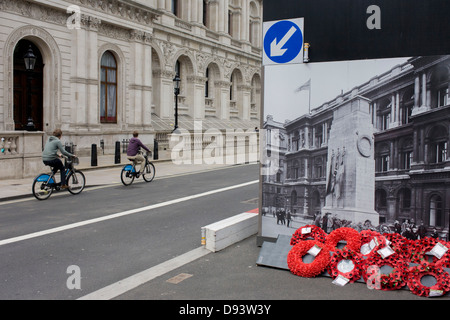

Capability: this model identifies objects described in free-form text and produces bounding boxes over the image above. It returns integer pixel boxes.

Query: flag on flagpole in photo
[295,79,311,92]
[295,79,312,113]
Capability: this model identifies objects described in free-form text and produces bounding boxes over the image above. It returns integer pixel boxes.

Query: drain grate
[166,273,193,284]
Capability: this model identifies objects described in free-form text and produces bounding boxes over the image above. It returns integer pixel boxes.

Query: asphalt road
[0,163,259,300]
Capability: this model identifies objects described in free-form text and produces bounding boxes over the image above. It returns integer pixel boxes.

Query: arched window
[429,194,443,227]
[172,0,179,17]
[291,190,298,206]
[401,87,414,125]
[312,190,321,210]
[203,0,209,27]
[430,66,450,108]
[205,67,209,98]
[428,125,448,163]
[400,138,413,169]
[375,189,387,212]
[249,1,260,47]
[292,131,299,151]
[378,98,391,131]
[376,143,390,172]
[13,40,44,131]
[100,51,117,123]
[398,188,411,210]
[229,73,234,101]
[293,160,299,179]
[175,60,182,94]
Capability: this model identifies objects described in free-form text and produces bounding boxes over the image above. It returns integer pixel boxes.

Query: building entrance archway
[13,39,43,131]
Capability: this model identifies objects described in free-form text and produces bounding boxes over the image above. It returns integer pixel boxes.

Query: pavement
[0,155,446,306]
[0,154,239,202]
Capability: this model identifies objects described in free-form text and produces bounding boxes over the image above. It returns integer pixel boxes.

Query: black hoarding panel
[263,0,450,62]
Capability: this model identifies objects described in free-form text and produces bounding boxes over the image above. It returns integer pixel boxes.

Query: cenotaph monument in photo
[322,95,379,226]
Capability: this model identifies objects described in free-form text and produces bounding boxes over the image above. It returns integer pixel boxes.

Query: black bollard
[91,144,97,166]
[115,141,121,164]
[153,139,159,160]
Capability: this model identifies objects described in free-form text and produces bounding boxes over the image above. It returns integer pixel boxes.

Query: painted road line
[78,246,210,300]
[0,180,259,247]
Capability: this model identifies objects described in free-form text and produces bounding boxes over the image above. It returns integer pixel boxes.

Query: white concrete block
[202,212,258,252]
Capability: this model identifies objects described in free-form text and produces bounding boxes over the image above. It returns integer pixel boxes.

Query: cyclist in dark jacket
[42,129,75,189]
[127,131,150,175]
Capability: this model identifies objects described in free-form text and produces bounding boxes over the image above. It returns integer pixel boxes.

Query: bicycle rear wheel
[143,162,156,182]
[121,166,135,186]
[32,174,53,200]
[67,170,86,195]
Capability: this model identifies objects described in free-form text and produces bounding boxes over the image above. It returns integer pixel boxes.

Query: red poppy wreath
[327,248,364,283]
[408,237,450,267]
[287,240,330,278]
[360,229,382,244]
[325,227,361,252]
[362,253,409,291]
[360,230,387,256]
[383,232,409,258]
[290,225,327,246]
[407,264,450,298]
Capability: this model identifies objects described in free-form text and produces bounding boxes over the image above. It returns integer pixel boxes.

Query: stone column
[71,15,100,131]
[238,84,252,120]
[129,30,154,128]
[215,80,231,119]
[188,75,206,119]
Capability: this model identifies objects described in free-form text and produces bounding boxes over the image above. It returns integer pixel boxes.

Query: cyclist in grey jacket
[42,129,76,189]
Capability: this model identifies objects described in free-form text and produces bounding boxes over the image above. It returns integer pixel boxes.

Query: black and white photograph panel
[261,55,450,241]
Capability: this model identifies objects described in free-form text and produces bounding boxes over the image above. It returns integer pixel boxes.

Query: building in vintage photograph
[262,55,450,240]
[0,0,262,179]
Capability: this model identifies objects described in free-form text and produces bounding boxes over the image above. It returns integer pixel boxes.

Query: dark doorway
[13,40,44,131]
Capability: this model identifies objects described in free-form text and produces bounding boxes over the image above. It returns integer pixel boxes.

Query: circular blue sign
[264,20,303,64]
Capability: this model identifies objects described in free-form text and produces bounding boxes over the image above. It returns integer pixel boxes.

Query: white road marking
[0,180,259,247]
[78,247,210,300]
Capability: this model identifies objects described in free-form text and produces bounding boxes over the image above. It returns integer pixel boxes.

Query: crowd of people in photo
[313,212,444,240]
[262,207,446,241]
[261,208,294,228]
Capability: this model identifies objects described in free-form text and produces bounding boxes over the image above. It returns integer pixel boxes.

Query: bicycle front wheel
[143,162,156,182]
[121,166,135,186]
[32,174,53,200]
[67,170,86,195]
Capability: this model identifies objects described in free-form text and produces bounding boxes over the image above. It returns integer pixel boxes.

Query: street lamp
[24,45,36,131]
[172,75,181,133]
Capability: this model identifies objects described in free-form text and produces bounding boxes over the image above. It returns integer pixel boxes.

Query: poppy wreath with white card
[290,225,327,246]
[362,252,409,291]
[433,242,450,268]
[287,240,331,278]
[360,230,388,257]
[328,248,364,283]
[407,264,450,298]
[408,237,448,266]
[383,232,409,258]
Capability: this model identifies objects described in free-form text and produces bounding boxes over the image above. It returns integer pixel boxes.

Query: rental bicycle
[120,151,155,186]
[32,156,86,200]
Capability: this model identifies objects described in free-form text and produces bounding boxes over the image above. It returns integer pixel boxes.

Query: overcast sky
[263,57,410,124]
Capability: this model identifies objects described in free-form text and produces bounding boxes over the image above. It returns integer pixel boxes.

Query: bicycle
[120,151,155,186]
[32,156,86,200]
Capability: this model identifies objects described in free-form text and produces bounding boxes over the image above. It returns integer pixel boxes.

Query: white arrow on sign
[270,26,297,57]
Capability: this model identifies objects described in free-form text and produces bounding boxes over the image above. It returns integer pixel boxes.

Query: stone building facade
[263,55,450,239]
[0,0,262,178]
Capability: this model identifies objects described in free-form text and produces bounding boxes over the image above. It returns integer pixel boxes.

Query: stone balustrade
[0,131,45,180]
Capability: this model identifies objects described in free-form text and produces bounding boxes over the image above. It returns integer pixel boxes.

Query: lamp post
[24,45,36,131]
[172,75,181,133]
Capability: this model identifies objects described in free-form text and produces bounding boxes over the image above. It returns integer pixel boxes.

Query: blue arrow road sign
[263,18,304,65]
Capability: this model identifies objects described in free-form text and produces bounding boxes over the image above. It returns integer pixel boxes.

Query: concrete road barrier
[202,212,258,252]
